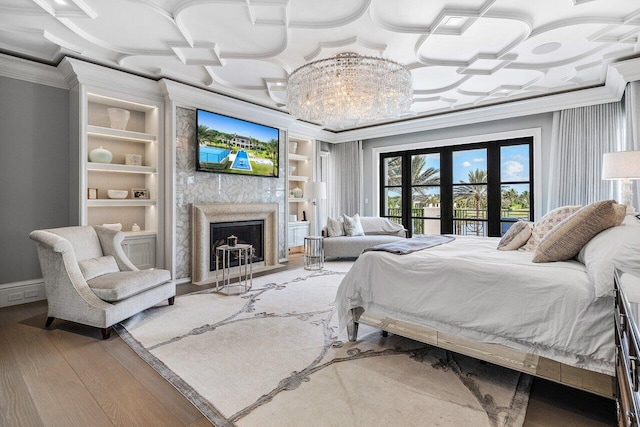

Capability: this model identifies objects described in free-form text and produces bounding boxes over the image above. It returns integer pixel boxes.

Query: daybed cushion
[323,235,404,259]
[533,200,624,263]
[343,214,365,236]
[577,219,640,297]
[87,269,171,302]
[78,255,120,281]
[497,221,532,251]
[520,205,581,251]
[326,217,345,237]
[359,217,406,236]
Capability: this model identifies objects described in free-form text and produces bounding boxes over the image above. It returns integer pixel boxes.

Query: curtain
[625,81,640,210]
[328,140,361,217]
[547,102,624,210]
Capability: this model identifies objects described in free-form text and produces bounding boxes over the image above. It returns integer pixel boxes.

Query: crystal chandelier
[286,53,413,128]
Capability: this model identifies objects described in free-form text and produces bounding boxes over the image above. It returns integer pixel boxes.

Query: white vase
[89,146,113,163]
[107,108,130,130]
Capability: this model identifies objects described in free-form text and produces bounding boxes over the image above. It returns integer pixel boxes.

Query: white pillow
[520,205,581,251]
[325,217,345,237]
[497,221,532,251]
[576,223,640,298]
[78,255,119,281]
[342,214,365,237]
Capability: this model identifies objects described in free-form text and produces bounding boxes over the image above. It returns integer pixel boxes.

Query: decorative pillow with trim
[78,255,120,281]
[497,221,533,251]
[342,213,365,237]
[533,199,624,263]
[519,205,581,252]
[326,216,345,237]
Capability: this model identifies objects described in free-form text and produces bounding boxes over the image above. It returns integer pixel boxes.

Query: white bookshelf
[287,136,315,252]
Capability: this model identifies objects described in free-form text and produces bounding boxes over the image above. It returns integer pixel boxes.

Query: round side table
[215,243,254,295]
[304,236,324,270]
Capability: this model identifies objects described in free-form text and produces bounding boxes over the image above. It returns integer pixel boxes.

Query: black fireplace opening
[210,220,264,271]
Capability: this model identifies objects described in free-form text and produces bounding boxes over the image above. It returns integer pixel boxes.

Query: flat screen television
[196,108,279,178]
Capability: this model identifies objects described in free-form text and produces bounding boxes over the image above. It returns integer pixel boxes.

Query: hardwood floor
[0,254,615,426]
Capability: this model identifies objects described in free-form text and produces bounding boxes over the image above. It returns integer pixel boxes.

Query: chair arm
[94,226,138,272]
[29,230,73,254]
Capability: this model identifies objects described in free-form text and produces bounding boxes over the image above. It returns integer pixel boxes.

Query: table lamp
[602,150,640,214]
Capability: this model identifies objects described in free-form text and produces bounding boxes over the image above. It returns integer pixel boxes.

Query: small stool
[304,236,324,270]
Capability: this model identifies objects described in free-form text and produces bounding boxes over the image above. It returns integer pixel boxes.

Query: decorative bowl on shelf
[289,166,296,175]
[107,189,128,199]
[89,146,112,163]
[292,187,303,198]
[107,108,130,130]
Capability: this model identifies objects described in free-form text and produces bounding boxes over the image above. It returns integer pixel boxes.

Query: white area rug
[117,262,531,427]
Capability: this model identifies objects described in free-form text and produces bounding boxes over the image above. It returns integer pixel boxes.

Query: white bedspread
[335,235,614,375]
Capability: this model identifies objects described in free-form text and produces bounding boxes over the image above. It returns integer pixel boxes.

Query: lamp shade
[303,181,327,200]
[602,151,640,180]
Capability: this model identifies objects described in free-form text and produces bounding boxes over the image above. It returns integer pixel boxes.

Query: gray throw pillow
[343,214,365,237]
[497,221,532,251]
[78,255,119,280]
[326,217,345,237]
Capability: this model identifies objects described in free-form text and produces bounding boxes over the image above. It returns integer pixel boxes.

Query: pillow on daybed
[520,205,581,251]
[326,216,345,237]
[359,217,405,236]
[497,221,532,251]
[78,255,120,280]
[577,218,640,298]
[532,200,624,263]
[342,214,365,237]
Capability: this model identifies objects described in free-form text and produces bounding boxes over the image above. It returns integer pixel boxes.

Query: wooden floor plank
[0,326,43,427]
[100,336,203,426]
[49,322,185,427]
[186,416,214,427]
[0,323,112,427]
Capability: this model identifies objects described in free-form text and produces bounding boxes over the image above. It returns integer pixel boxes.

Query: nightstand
[615,269,640,426]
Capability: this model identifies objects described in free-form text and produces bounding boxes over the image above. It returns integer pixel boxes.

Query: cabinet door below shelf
[288,222,310,248]
[121,235,156,270]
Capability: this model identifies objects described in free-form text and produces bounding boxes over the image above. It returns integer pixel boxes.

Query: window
[380,138,533,237]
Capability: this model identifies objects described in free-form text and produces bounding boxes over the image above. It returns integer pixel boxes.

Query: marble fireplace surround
[191,203,279,285]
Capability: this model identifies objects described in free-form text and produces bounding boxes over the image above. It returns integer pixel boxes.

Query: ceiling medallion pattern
[286,53,413,128]
[1,0,640,131]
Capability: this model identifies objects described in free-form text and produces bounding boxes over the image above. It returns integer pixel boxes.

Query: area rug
[116,262,531,427]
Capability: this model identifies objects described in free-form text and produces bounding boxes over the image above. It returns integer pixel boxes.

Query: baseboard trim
[0,279,46,308]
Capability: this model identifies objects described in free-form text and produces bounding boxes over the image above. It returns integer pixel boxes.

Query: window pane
[412,187,440,217]
[453,149,487,184]
[384,156,402,186]
[384,188,402,217]
[412,218,440,235]
[453,184,487,219]
[454,219,488,236]
[501,145,530,182]
[501,184,531,221]
[411,153,440,185]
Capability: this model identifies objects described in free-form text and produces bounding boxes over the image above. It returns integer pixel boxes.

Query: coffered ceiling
[1,0,640,131]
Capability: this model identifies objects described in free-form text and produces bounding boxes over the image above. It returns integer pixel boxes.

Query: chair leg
[45,317,55,327]
[168,296,175,306]
[382,330,388,337]
[101,327,112,340]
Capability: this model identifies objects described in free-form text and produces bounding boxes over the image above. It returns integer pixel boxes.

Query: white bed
[335,235,617,395]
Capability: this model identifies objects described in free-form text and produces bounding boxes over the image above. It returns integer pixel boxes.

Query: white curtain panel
[548,101,624,210]
[328,140,361,218]
[625,81,640,210]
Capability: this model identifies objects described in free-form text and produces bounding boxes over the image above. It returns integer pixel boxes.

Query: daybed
[335,205,640,398]
[322,216,407,259]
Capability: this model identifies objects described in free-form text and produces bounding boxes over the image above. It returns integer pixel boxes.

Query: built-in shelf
[289,175,310,182]
[87,125,156,143]
[289,153,310,161]
[288,198,308,203]
[87,163,156,174]
[87,199,156,207]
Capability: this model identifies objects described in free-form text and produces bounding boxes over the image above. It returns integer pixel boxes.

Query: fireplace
[210,220,264,270]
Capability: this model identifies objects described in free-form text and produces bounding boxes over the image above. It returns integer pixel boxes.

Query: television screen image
[196,109,280,178]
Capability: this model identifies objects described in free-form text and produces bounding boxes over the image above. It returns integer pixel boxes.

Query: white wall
[360,113,554,219]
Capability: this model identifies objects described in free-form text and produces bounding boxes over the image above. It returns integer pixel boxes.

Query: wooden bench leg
[45,317,55,327]
[101,327,112,340]
[168,296,175,306]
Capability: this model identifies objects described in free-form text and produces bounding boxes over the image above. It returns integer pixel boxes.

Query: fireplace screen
[210,220,264,271]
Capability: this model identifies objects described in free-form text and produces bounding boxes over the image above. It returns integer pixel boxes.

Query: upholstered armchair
[29,225,175,339]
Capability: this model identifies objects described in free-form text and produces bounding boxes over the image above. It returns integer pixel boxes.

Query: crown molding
[0,53,67,89]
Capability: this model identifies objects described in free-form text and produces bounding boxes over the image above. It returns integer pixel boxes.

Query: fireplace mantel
[191,203,279,284]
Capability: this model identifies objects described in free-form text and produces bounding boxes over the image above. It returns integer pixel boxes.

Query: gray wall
[361,113,555,218]
[0,76,70,284]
